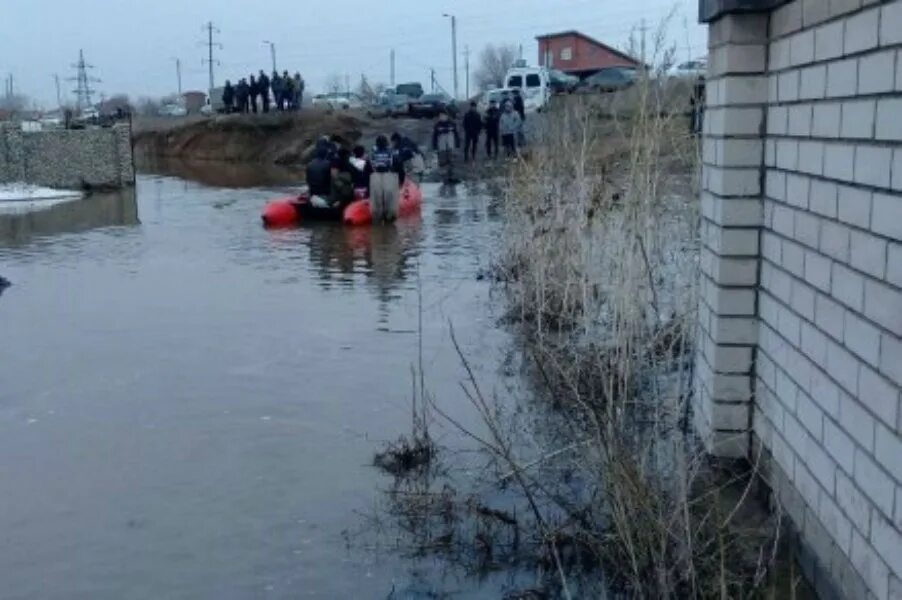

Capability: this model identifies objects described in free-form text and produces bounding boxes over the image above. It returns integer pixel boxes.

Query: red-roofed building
[537,31,639,78]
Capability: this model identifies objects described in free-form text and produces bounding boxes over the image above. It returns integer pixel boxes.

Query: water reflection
[0,188,139,246]
[137,156,302,188]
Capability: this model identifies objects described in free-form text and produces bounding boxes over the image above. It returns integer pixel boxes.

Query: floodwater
[0,170,515,599]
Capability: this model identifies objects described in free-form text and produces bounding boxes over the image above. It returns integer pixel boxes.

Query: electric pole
[263,41,277,72]
[173,58,182,95]
[68,49,100,111]
[464,45,470,100]
[443,13,458,99]
[430,69,436,93]
[202,21,222,96]
[54,74,62,108]
[390,49,395,87]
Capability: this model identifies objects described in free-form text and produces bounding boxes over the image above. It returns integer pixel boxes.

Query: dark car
[408,94,457,118]
[579,66,639,93]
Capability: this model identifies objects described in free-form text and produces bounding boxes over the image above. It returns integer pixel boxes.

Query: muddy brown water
[0,168,527,598]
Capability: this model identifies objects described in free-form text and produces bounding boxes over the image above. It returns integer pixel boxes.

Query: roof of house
[535,30,639,65]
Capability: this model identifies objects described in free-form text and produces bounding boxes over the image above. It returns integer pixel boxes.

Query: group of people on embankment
[305,132,424,223]
[222,71,305,114]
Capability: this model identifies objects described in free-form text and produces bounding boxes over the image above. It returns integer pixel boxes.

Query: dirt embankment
[132,111,371,165]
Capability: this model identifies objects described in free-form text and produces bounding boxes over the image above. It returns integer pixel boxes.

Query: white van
[503,61,551,113]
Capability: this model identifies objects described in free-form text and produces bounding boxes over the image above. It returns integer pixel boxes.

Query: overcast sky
[2,0,706,108]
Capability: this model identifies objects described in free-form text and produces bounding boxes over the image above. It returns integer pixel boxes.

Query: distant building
[181,91,207,114]
[536,31,639,78]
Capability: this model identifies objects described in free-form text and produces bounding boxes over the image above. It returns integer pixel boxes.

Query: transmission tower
[68,49,100,111]
[201,22,222,95]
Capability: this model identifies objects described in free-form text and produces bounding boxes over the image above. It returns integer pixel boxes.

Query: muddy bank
[132,110,371,165]
[133,110,436,166]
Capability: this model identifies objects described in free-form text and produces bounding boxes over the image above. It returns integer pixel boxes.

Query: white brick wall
[699,3,902,597]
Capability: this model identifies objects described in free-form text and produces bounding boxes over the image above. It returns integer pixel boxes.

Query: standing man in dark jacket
[249,75,259,114]
[462,102,482,162]
[258,70,271,113]
[222,80,235,114]
[483,100,501,159]
[236,78,250,113]
[512,89,526,121]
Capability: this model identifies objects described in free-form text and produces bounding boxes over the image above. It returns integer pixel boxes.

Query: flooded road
[0,173,513,599]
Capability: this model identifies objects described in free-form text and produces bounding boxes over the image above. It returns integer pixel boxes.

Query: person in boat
[462,101,483,162]
[351,145,373,196]
[432,111,460,183]
[390,133,424,184]
[499,101,523,158]
[483,99,501,159]
[369,135,401,223]
[329,147,355,209]
[221,81,235,114]
[306,146,333,206]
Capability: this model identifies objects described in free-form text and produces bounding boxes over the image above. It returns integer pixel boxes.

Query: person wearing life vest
[329,147,355,209]
[432,111,460,183]
[369,135,402,223]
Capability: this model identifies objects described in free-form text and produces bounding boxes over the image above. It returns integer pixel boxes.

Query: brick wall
[0,123,134,190]
[696,1,902,598]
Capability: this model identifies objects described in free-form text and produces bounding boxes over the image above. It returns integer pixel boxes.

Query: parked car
[477,88,515,112]
[578,66,639,93]
[158,103,188,117]
[548,69,579,94]
[395,82,424,99]
[409,94,457,118]
[368,92,411,118]
[668,59,707,79]
[312,93,363,110]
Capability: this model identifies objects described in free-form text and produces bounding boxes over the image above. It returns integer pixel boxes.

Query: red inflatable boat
[261,180,423,227]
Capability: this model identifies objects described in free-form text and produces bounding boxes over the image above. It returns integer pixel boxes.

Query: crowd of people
[297,87,531,223]
[436,88,527,166]
[304,132,425,223]
[221,70,305,114]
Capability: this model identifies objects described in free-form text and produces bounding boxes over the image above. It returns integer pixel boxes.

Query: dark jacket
[393,136,420,161]
[236,81,249,100]
[258,73,270,95]
[249,77,259,97]
[512,94,525,119]
[432,119,460,151]
[222,84,234,106]
[306,157,332,197]
[463,109,482,136]
[484,106,500,132]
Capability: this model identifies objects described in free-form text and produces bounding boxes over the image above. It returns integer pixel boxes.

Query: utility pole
[68,49,100,111]
[442,13,458,99]
[519,44,523,60]
[430,69,436,93]
[54,74,62,108]
[464,45,470,100]
[202,21,222,97]
[263,41,277,72]
[390,49,395,87]
[173,58,182,95]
